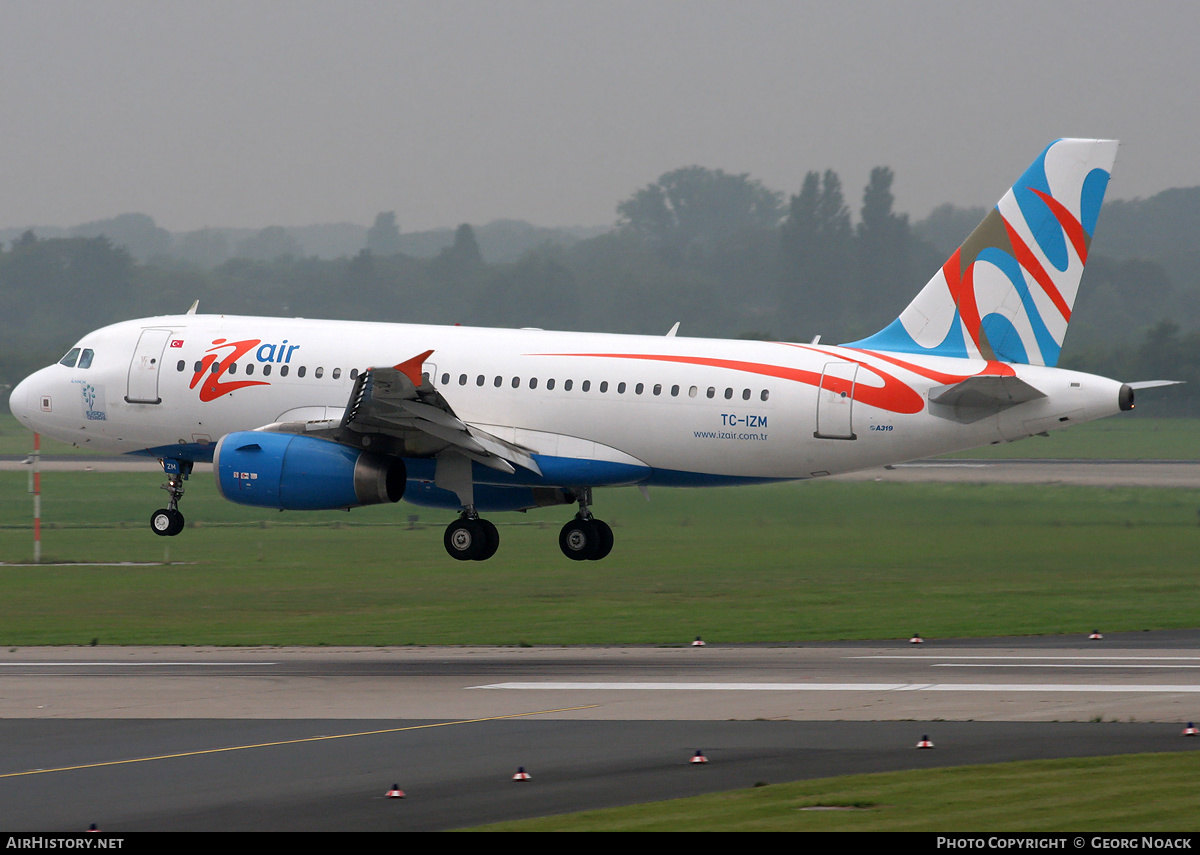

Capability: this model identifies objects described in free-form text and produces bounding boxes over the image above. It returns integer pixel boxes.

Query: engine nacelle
[214,431,405,510]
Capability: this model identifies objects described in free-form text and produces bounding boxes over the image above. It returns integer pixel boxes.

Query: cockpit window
[77,349,95,369]
[59,348,80,367]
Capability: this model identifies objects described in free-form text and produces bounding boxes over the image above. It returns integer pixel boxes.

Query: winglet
[394,350,435,387]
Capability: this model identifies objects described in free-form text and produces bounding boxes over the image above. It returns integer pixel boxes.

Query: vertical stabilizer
[846,138,1118,366]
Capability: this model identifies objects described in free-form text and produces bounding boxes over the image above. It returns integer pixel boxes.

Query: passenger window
[78,349,94,369]
[247,364,255,375]
[530,377,538,389]
[211,362,221,374]
[635,383,644,395]
[706,387,715,399]
[350,369,359,380]
[547,379,556,390]
[476,375,485,386]
[459,374,468,385]
[315,367,323,379]
[671,385,680,397]
[294,366,302,377]
[194,360,203,373]
[279,365,288,377]
[761,390,769,402]
[724,388,733,399]
[177,360,186,372]
[599,381,609,393]
[228,363,237,374]
[581,380,590,392]
[263,364,272,376]
[689,386,698,398]
[564,379,573,391]
[512,377,521,388]
[742,388,751,400]
[653,384,662,396]
[441,373,450,385]
[332,368,341,379]
[494,376,502,388]
[618,382,626,394]
[59,348,80,368]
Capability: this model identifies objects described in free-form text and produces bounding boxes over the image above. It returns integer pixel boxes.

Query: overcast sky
[2,1,1197,233]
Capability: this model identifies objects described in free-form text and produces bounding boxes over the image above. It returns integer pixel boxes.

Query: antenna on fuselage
[666,322,680,337]
[186,300,199,315]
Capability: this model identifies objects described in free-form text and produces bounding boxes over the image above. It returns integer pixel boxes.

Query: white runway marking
[474,682,1200,693]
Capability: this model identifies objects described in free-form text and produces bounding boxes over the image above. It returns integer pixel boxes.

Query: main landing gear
[439,487,614,562]
[558,488,613,561]
[443,514,500,561]
[150,458,192,537]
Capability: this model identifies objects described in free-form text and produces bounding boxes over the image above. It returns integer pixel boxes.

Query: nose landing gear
[151,458,192,537]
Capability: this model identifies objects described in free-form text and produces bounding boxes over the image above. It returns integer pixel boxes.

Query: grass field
[940,415,1199,460]
[471,752,1200,831]
[0,468,1197,645]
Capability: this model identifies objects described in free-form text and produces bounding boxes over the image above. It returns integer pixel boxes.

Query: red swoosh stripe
[539,352,925,415]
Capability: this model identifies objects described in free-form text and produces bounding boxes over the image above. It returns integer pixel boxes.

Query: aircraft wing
[335,355,542,476]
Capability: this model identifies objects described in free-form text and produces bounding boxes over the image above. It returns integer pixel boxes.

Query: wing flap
[339,361,542,476]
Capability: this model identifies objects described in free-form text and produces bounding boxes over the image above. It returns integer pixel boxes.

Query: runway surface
[3,636,1200,831]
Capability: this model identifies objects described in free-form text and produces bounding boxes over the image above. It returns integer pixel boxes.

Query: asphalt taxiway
[2,636,1199,831]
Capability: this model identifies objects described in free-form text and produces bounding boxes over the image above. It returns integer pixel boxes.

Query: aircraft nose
[8,373,31,428]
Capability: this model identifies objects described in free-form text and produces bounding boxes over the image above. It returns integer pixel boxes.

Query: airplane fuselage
[10,313,1127,488]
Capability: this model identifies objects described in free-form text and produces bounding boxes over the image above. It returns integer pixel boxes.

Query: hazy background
[2,0,1197,232]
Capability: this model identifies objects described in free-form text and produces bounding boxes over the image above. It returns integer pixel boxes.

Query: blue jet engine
[213,431,405,510]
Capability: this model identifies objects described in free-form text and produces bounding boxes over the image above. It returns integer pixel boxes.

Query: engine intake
[214,431,405,510]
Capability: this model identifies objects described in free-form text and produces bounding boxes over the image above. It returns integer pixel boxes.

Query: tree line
[1,165,1197,413]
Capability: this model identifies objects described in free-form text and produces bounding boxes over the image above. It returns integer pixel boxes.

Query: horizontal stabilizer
[1126,380,1185,390]
[929,375,1046,410]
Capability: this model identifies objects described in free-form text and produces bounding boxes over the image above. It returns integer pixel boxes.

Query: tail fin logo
[847,138,1118,367]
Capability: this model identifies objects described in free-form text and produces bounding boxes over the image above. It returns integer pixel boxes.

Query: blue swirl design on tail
[846,139,1117,367]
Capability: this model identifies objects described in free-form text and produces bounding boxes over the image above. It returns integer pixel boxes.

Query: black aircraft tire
[559,518,598,561]
[445,518,486,561]
[589,519,614,561]
[476,519,500,561]
[151,509,184,537]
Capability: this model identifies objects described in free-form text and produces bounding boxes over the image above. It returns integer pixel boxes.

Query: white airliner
[7,139,1168,561]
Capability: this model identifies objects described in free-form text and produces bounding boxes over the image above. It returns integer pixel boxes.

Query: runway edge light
[916,735,934,749]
